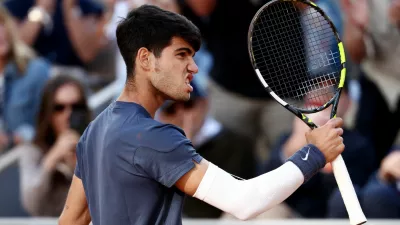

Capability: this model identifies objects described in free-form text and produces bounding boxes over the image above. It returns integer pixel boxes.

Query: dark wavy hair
[116,4,201,80]
[33,75,92,153]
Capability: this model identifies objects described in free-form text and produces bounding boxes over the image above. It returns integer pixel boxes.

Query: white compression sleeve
[193,162,304,220]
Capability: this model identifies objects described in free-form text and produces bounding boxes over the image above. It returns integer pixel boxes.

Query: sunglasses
[53,103,86,112]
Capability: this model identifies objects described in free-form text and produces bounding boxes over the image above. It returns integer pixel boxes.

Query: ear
[137,47,152,71]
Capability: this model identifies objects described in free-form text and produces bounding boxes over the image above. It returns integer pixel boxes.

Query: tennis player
[58,5,345,225]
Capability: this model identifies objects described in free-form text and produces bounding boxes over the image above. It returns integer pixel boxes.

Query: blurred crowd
[0,0,399,221]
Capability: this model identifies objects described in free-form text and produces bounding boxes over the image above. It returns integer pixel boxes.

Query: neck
[116,78,164,118]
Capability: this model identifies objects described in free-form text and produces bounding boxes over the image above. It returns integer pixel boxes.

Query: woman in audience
[0,6,50,151]
[17,75,92,216]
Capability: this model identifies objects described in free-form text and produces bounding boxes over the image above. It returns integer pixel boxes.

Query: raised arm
[175,118,345,220]
[62,0,108,63]
[59,175,91,225]
[8,0,55,46]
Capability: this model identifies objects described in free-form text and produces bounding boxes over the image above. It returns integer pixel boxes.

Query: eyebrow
[175,47,195,57]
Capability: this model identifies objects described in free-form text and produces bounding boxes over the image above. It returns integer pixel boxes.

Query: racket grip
[331,154,367,225]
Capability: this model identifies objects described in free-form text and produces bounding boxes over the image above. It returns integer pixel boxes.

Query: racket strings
[253,4,313,101]
[302,72,337,105]
[251,2,341,110]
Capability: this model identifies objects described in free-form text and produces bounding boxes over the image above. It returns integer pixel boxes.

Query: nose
[188,59,199,74]
[64,107,73,120]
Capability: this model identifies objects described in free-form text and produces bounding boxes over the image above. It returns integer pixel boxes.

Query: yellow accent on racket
[338,42,346,63]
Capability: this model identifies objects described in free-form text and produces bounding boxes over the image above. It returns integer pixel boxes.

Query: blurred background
[0,0,399,224]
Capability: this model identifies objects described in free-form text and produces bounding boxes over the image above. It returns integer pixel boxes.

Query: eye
[177,52,186,58]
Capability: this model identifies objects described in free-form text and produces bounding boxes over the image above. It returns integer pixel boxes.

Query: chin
[166,88,190,101]
[184,93,191,101]
[174,96,190,102]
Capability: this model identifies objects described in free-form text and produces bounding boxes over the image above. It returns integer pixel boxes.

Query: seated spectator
[361,148,400,218]
[4,0,107,68]
[341,0,400,164]
[156,81,256,218]
[261,82,376,218]
[16,75,91,216]
[0,6,50,152]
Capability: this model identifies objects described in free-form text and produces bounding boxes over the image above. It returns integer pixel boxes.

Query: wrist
[286,144,326,183]
[28,6,53,32]
[42,146,62,171]
[42,154,58,171]
[283,136,306,159]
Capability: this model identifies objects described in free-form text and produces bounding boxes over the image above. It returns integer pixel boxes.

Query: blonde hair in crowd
[0,5,35,73]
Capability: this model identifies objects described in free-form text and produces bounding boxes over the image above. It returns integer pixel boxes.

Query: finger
[336,143,345,154]
[336,136,344,144]
[328,128,340,138]
[332,136,343,149]
[326,117,344,128]
[336,128,344,136]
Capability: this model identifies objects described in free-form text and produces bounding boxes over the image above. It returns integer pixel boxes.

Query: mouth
[185,74,194,92]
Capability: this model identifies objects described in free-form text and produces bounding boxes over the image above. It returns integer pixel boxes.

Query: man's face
[149,37,199,102]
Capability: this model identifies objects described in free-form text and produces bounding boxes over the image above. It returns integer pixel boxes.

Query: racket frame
[247,1,367,224]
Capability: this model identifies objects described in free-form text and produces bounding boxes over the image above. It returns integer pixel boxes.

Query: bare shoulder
[175,158,209,196]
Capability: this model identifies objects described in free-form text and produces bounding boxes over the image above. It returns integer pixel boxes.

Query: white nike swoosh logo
[301,147,310,161]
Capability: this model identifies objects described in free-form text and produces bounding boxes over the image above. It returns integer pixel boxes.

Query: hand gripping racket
[247,1,366,224]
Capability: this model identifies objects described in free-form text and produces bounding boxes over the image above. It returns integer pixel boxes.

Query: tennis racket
[247,1,366,224]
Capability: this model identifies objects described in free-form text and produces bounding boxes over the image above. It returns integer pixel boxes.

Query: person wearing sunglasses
[15,74,91,217]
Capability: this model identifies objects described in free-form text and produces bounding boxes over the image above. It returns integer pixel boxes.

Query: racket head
[248,0,346,115]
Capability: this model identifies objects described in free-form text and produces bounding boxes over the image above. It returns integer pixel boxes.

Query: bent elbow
[233,209,260,221]
[230,198,275,221]
[229,201,265,221]
[235,213,253,221]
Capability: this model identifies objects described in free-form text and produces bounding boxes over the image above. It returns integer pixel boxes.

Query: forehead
[54,83,81,104]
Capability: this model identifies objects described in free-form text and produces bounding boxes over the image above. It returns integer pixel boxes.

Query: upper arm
[59,175,91,225]
[175,158,209,196]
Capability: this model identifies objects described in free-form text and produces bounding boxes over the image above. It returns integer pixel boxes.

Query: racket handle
[331,154,367,225]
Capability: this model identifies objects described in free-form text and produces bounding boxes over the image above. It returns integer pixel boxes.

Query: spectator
[4,0,108,68]
[0,5,50,152]
[261,83,376,218]
[16,75,91,216]
[156,81,256,218]
[361,148,400,218]
[341,0,400,164]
